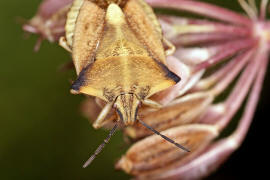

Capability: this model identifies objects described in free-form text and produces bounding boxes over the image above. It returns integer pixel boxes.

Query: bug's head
[114,93,141,126]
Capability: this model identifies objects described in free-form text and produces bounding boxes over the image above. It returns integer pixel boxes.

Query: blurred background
[0,0,269,179]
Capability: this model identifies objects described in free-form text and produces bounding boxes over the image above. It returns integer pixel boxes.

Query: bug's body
[60,0,180,126]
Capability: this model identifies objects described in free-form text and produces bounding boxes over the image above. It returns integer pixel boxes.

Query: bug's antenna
[138,119,190,152]
[83,123,118,168]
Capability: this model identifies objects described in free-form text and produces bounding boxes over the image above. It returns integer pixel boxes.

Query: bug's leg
[93,102,113,129]
[163,37,176,56]
[142,99,162,109]
[59,37,72,52]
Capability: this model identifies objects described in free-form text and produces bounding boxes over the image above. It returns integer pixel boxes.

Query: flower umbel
[23,0,269,179]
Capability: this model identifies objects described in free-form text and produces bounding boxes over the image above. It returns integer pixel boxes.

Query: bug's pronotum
[23,0,270,179]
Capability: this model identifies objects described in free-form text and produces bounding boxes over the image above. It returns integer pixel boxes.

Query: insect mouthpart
[114,93,141,126]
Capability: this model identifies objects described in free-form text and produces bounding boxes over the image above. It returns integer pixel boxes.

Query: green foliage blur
[0,0,268,180]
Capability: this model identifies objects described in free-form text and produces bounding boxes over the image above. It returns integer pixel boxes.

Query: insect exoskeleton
[59,0,186,166]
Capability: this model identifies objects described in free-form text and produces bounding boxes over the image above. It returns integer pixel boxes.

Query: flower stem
[147,0,252,26]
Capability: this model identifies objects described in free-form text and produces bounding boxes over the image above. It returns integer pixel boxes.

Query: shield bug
[59,0,189,167]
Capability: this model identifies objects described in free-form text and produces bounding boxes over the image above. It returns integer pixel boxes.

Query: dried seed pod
[125,92,214,139]
[116,124,219,176]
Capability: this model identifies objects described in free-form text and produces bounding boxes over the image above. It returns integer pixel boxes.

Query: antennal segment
[138,119,190,152]
[83,123,118,168]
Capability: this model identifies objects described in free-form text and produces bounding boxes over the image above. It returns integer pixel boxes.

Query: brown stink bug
[59,0,189,167]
